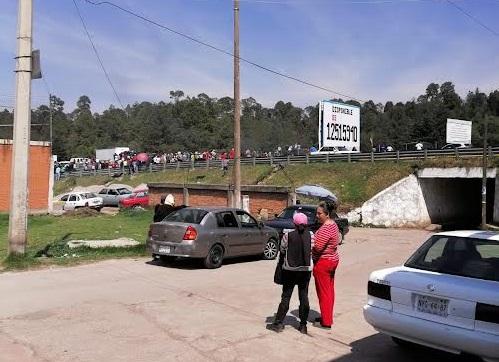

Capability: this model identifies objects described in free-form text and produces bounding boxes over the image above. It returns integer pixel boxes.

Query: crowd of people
[54,144,310,179]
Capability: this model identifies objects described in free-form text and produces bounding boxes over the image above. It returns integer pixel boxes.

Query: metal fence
[59,147,499,179]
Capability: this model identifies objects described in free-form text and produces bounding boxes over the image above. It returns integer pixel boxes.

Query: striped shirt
[312,223,340,262]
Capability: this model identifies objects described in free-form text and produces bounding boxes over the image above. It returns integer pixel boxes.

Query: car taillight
[183,226,197,240]
[368,281,391,301]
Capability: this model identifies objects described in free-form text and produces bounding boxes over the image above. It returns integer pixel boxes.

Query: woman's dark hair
[296,224,306,234]
[318,200,336,217]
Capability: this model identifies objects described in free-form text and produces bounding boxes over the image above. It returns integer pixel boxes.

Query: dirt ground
[0,228,475,362]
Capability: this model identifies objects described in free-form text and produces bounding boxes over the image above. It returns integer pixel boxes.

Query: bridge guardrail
[59,147,499,180]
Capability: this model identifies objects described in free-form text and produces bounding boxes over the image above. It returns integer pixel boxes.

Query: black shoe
[267,323,284,333]
[313,321,331,329]
[298,324,307,334]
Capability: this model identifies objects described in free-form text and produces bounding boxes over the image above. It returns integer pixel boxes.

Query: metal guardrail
[59,147,499,179]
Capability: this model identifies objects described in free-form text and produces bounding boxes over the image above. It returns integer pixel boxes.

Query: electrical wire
[237,0,435,4]
[446,0,499,37]
[82,0,363,102]
[72,0,126,109]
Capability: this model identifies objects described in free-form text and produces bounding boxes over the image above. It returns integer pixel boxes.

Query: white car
[59,192,103,211]
[310,146,357,155]
[363,231,499,362]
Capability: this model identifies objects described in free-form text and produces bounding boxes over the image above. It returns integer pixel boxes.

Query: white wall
[347,175,431,228]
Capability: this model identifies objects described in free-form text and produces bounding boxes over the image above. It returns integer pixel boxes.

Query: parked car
[441,143,471,150]
[59,192,103,211]
[264,205,349,243]
[310,146,356,155]
[147,206,279,268]
[98,186,132,206]
[119,191,149,209]
[363,231,499,361]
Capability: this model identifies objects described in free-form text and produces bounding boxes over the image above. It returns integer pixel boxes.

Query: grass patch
[0,209,153,271]
[262,162,413,211]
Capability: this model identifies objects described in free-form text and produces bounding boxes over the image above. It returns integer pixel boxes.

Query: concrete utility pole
[481,119,488,229]
[8,0,33,256]
[233,0,241,208]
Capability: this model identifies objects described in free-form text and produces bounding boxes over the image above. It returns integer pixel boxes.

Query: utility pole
[233,0,241,208]
[481,118,488,229]
[8,0,33,256]
[49,94,53,145]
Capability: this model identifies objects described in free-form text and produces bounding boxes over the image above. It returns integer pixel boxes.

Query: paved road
[0,228,478,362]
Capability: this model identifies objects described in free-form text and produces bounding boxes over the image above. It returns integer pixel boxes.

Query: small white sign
[446,119,472,144]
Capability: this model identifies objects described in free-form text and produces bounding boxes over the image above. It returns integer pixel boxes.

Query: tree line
[0,82,498,160]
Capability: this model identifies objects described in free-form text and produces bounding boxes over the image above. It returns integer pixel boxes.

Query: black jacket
[282,229,312,272]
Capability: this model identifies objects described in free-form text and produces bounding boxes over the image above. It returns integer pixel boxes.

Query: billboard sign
[446,119,472,144]
[318,100,360,152]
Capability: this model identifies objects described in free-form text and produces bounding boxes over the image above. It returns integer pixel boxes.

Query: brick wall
[244,191,288,217]
[0,140,51,213]
[148,183,291,219]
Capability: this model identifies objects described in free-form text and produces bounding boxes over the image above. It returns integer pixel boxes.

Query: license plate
[158,246,171,254]
[415,294,449,317]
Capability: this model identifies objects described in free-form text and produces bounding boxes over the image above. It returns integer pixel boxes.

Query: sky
[0,0,498,112]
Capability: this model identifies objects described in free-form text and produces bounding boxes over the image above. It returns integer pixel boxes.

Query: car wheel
[263,238,278,260]
[392,337,416,348]
[204,244,224,269]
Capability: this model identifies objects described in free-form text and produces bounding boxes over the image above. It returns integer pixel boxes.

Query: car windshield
[278,208,297,219]
[405,235,499,282]
[277,207,315,223]
[164,208,208,224]
[118,188,132,195]
[81,193,96,199]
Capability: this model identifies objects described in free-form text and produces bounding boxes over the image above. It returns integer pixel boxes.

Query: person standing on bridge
[312,201,340,330]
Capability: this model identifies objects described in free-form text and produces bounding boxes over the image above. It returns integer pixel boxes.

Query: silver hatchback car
[147,206,279,268]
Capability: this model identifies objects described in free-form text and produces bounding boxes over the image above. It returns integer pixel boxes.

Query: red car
[119,191,149,208]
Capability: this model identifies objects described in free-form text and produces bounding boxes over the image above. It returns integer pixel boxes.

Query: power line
[237,0,435,4]
[446,0,499,37]
[72,0,126,109]
[82,0,363,102]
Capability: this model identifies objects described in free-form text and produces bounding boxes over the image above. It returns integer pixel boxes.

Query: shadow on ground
[145,254,267,270]
[328,333,482,362]
[264,309,322,330]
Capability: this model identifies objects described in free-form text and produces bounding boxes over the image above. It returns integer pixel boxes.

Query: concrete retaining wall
[348,175,431,228]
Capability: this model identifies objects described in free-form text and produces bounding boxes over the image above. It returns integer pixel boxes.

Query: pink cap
[293,212,308,226]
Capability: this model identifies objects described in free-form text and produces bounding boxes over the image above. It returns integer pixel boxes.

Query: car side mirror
[258,221,264,229]
[274,213,278,218]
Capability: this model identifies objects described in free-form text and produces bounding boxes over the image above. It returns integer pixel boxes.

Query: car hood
[264,218,293,230]
[370,266,499,305]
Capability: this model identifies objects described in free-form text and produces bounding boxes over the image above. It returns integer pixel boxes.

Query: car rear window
[405,235,499,282]
[164,208,208,224]
[277,207,315,223]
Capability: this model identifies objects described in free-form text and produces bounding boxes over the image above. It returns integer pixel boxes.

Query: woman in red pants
[312,200,340,329]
